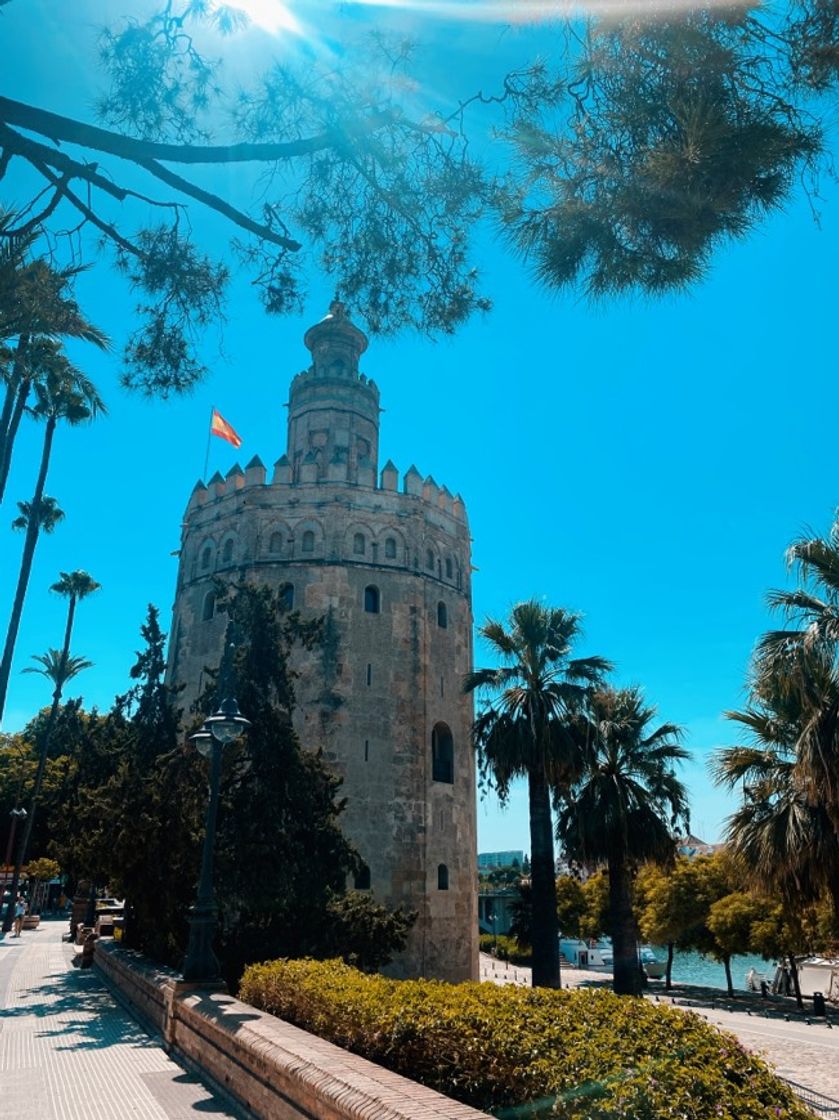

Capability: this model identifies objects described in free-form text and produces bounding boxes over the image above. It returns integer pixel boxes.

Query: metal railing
[781,1076,839,1117]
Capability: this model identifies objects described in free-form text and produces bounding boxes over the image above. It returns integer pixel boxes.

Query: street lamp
[181,696,250,983]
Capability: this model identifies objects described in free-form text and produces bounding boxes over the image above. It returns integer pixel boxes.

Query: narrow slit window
[385,537,397,559]
[201,545,213,571]
[353,532,365,555]
[202,590,216,621]
[437,601,447,629]
[364,739,369,761]
[269,531,283,553]
[426,548,434,570]
[302,529,315,553]
[366,664,372,686]
[432,723,454,784]
[445,558,453,579]
[222,538,234,564]
[437,864,449,891]
[364,585,380,614]
[279,583,294,610]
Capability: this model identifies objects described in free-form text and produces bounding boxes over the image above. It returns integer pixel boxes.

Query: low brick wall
[94,940,486,1120]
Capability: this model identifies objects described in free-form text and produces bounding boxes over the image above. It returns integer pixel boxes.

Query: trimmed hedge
[239,958,810,1119]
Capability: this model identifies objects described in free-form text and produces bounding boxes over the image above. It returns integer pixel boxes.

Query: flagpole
[203,406,213,480]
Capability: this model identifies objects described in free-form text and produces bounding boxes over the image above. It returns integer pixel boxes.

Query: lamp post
[182,667,250,983]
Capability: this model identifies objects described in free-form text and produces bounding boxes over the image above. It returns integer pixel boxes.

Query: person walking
[13,894,26,936]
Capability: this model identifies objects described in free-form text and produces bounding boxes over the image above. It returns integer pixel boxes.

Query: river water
[660,949,770,991]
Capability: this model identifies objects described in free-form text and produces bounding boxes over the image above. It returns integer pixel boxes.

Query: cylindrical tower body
[167,304,477,982]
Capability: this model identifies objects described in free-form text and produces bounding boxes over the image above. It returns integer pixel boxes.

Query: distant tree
[555,874,587,940]
[465,601,611,988]
[507,880,533,949]
[706,892,765,998]
[636,860,707,990]
[558,686,689,995]
[579,871,610,943]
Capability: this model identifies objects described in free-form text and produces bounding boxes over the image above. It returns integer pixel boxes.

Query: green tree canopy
[2,2,838,392]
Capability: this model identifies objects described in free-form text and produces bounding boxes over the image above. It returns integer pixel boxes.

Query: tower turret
[287,300,380,485]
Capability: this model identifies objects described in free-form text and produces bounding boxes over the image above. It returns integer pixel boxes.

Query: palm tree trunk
[608,849,641,996]
[528,766,560,988]
[665,941,674,991]
[0,334,30,503]
[0,415,56,722]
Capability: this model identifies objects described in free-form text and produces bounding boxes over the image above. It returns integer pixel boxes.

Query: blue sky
[2,0,838,852]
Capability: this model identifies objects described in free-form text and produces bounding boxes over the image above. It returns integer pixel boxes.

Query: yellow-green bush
[239,958,809,1119]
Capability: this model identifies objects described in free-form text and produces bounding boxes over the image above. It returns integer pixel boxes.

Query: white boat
[796,957,839,1002]
[559,938,664,977]
[639,946,667,980]
[560,938,612,970]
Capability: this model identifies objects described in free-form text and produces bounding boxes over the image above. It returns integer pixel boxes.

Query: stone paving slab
[0,920,245,1120]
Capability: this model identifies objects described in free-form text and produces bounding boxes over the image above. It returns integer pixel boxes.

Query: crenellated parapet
[184,457,469,527]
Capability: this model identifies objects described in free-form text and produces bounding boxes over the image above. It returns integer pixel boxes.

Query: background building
[167,303,478,981]
[478,850,525,871]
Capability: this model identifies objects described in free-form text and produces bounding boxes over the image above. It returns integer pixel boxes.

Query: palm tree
[464,601,611,988]
[0,352,105,722]
[715,656,839,934]
[557,686,689,996]
[0,245,108,502]
[1,648,92,933]
[756,518,839,823]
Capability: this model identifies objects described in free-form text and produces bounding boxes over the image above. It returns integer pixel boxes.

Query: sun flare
[220,0,303,36]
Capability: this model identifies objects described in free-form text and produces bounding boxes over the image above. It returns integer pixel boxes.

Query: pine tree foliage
[2,3,839,392]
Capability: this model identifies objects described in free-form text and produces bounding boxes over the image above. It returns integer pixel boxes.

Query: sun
[221,0,303,36]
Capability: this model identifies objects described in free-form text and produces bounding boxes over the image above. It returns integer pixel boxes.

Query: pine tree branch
[0,94,355,166]
[137,158,301,251]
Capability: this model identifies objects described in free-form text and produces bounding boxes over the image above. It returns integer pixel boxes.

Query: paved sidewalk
[0,918,244,1120]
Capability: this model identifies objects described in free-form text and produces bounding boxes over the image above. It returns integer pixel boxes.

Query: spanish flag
[210,408,242,449]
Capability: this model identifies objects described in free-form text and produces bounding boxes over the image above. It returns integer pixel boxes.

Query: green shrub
[239,958,809,1119]
[479,933,532,964]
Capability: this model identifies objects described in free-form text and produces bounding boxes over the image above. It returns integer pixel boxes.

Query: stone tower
[167,303,478,982]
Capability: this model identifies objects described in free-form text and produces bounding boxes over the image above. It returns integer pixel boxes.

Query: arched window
[364,585,380,614]
[222,538,234,564]
[354,864,371,890]
[445,557,453,579]
[426,548,434,570]
[385,537,397,560]
[279,583,294,610]
[437,602,448,629]
[432,722,454,784]
[202,590,216,622]
[353,532,365,556]
[201,545,213,571]
[302,529,315,553]
[269,531,283,553]
[437,864,449,891]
